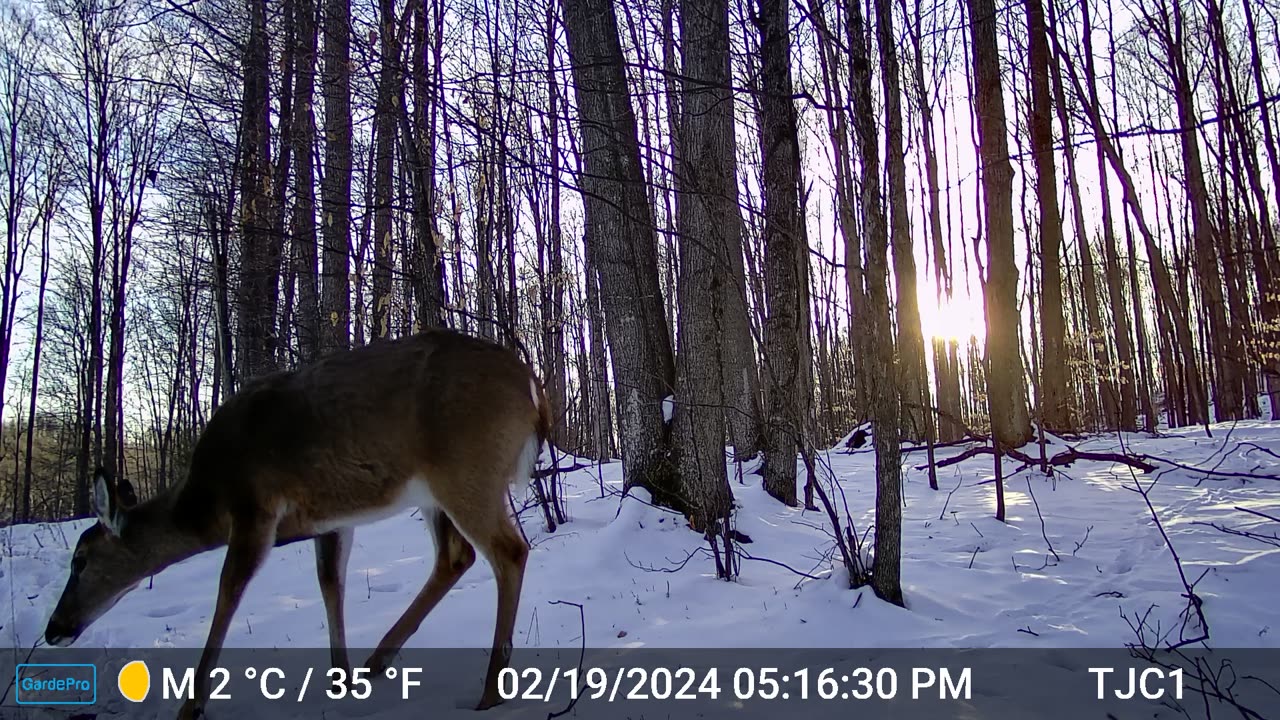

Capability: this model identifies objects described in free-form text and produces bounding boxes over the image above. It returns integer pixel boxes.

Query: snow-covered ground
[2,421,1278,717]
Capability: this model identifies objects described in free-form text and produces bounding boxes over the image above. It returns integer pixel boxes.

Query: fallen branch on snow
[918,444,1157,474]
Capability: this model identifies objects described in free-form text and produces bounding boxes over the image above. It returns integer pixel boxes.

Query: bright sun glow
[918,290,987,345]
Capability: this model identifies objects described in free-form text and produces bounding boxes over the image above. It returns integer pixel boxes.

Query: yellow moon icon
[118,660,150,702]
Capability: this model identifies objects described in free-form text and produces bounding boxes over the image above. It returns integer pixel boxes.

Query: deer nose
[44,617,78,647]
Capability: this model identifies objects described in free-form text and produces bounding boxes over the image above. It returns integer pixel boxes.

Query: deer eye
[72,556,87,573]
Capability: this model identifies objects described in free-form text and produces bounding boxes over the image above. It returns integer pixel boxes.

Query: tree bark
[371,0,399,343]
[292,0,320,361]
[674,0,737,538]
[236,0,279,377]
[1026,0,1068,432]
[755,0,810,507]
[873,0,925,448]
[321,0,353,353]
[849,0,904,605]
[561,0,679,506]
[966,0,1031,448]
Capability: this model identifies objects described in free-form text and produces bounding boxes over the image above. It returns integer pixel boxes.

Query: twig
[1192,521,1280,548]
[1073,525,1093,556]
[0,638,39,706]
[1141,455,1277,482]
[546,600,586,720]
[737,548,828,581]
[1131,473,1209,649]
[938,475,963,520]
[1235,506,1280,525]
[1025,478,1059,562]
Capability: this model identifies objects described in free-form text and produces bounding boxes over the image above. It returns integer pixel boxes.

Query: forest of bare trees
[1,0,1276,600]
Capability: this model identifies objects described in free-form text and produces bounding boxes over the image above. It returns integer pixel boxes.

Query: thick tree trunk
[674,0,737,538]
[409,0,446,329]
[966,0,1031,448]
[561,0,679,505]
[755,0,810,508]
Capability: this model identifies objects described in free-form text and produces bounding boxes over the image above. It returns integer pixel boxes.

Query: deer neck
[123,493,229,574]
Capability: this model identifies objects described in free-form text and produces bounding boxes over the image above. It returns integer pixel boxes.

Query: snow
[2,420,1279,715]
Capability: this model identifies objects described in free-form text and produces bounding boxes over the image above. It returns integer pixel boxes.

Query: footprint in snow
[144,604,190,619]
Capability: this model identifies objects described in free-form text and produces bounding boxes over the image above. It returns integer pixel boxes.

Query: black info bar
[3,647,1278,719]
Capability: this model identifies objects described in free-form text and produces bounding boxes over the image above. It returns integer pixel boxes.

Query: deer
[43,329,550,719]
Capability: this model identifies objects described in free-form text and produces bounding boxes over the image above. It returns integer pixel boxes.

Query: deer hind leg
[365,510,475,673]
[459,508,529,710]
[315,527,353,672]
[180,514,278,720]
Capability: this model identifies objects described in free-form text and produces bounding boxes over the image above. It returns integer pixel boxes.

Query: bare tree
[321,0,353,353]
[754,0,812,507]
[966,0,1031,450]
[561,0,679,506]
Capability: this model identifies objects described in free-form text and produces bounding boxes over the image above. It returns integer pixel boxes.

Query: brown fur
[44,329,545,718]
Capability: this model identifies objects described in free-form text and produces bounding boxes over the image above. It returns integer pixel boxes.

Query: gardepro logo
[15,663,97,705]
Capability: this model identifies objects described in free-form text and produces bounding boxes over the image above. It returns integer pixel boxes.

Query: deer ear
[92,468,125,536]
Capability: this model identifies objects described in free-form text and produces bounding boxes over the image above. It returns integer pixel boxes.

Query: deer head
[44,468,147,647]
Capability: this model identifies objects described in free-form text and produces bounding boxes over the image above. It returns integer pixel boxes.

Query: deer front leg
[314,527,353,672]
[179,519,277,720]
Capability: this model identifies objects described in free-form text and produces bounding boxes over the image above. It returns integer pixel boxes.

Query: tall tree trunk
[543,1,568,445]
[321,0,353,353]
[21,188,53,521]
[1079,0,1134,430]
[585,259,614,459]
[1026,0,1068,432]
[755,0,810,508]
[807,0,868,423]
[236,0,279,377]
[873,0,925,447]
[561,0,679,506]
[966,0,1031,448]
[848,0,904,604]
[1046,0,1107,431]
[292,0,320,361]
[674,0,737,541]
[406,0,446,330]
[905,0,955,447]
[371,0,399,342]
